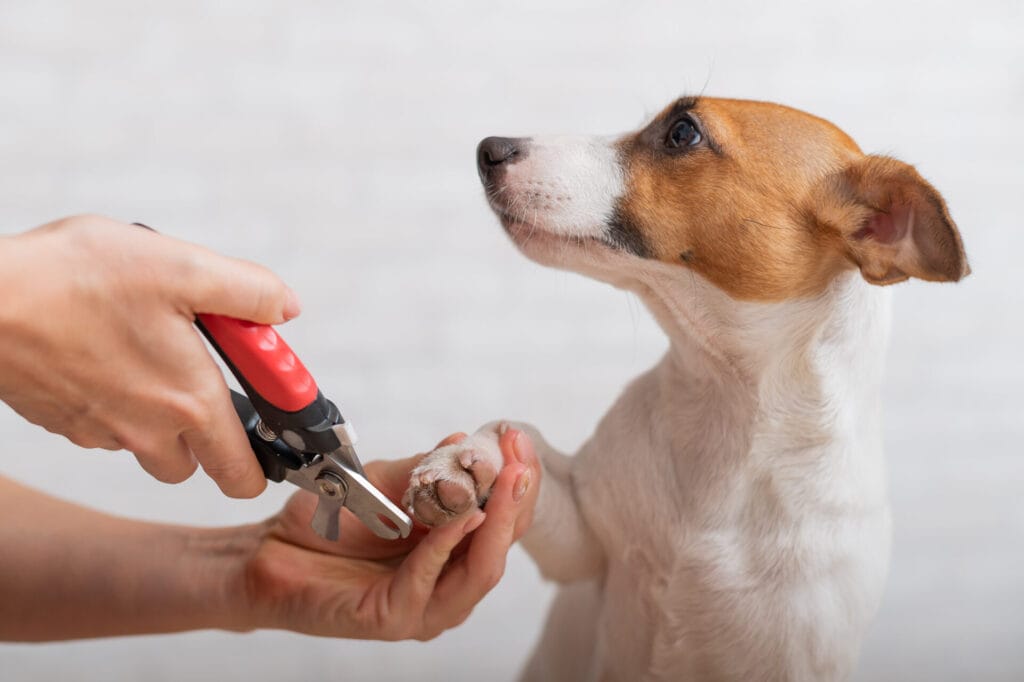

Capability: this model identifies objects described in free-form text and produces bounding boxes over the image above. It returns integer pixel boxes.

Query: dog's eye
[666,117,702,148]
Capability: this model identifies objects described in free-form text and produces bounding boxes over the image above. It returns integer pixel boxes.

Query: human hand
[238,429,540,640]
[0,214,300,497]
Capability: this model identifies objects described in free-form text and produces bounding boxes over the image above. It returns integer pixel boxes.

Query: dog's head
[477,97,968,306]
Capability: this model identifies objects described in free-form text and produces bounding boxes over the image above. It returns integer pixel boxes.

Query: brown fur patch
[814,155,969,284]
[614,97,967,301]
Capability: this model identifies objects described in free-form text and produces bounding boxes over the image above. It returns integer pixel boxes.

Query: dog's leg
[404,421,605,581]
[519,581,602,682]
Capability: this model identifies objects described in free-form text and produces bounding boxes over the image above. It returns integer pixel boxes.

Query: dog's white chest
[564,359,892,680]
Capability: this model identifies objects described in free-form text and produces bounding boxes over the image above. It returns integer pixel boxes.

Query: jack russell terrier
[403,96,968,681]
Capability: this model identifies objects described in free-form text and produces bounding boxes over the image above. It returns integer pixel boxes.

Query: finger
[463,460,525,567]
[499,426,539,472]
[64,429,122,451]
[96,436,123,451]
[500,429,540,539]
[425,459,525,623]
[180,245,301,324]
[182,387,267,498]
[132,435,199,484]
[450,608,474,629]
[388,510,486,617]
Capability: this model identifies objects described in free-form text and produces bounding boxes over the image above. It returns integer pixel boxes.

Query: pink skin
[0,431,539,641]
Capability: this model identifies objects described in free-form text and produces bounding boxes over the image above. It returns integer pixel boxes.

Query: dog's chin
[492,211,615,268]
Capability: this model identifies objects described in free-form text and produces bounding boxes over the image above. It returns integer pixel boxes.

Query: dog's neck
[634,263,887,383]
[628,263,892,500]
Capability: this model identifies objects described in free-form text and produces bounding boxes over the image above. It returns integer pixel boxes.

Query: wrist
[0,475,276,641]
[176,522,271,633]
[0,225,68,343]
[0,231,32,332]
[0,232,39,396]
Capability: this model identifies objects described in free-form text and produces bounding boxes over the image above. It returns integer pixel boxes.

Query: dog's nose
[477,136,522,182]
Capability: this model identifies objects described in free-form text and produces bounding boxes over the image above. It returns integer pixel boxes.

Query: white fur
[412,135,894,681]
[488,135,623,242]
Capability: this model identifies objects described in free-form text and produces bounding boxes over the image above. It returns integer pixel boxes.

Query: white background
[1,1,1021,680]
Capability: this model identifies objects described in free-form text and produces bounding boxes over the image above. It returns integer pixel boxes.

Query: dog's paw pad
[403,440,501,527]
[437,478,476,512]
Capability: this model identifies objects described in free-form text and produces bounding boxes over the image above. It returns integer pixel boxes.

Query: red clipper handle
[197,314,319,413]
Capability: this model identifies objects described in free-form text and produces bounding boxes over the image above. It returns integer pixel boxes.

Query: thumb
[186,250,302,324]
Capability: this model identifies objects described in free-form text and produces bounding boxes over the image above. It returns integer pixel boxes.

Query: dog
[402,96,968,681]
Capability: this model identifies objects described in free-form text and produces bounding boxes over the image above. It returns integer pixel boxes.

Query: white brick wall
[0,1,1021,679]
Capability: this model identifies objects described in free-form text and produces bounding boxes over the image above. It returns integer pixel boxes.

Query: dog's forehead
[648,96,862,170]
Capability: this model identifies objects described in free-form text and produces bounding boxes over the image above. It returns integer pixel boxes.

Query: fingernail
[513,469,531,502]
[463,510,486,534]
[513,431,534,464]
[498,422,509,436]
[283,287,302,320]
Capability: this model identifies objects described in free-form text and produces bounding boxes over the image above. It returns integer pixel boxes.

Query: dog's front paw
[403,429,504,527]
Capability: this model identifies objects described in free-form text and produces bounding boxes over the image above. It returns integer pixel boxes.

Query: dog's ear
[817,155,969,285]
